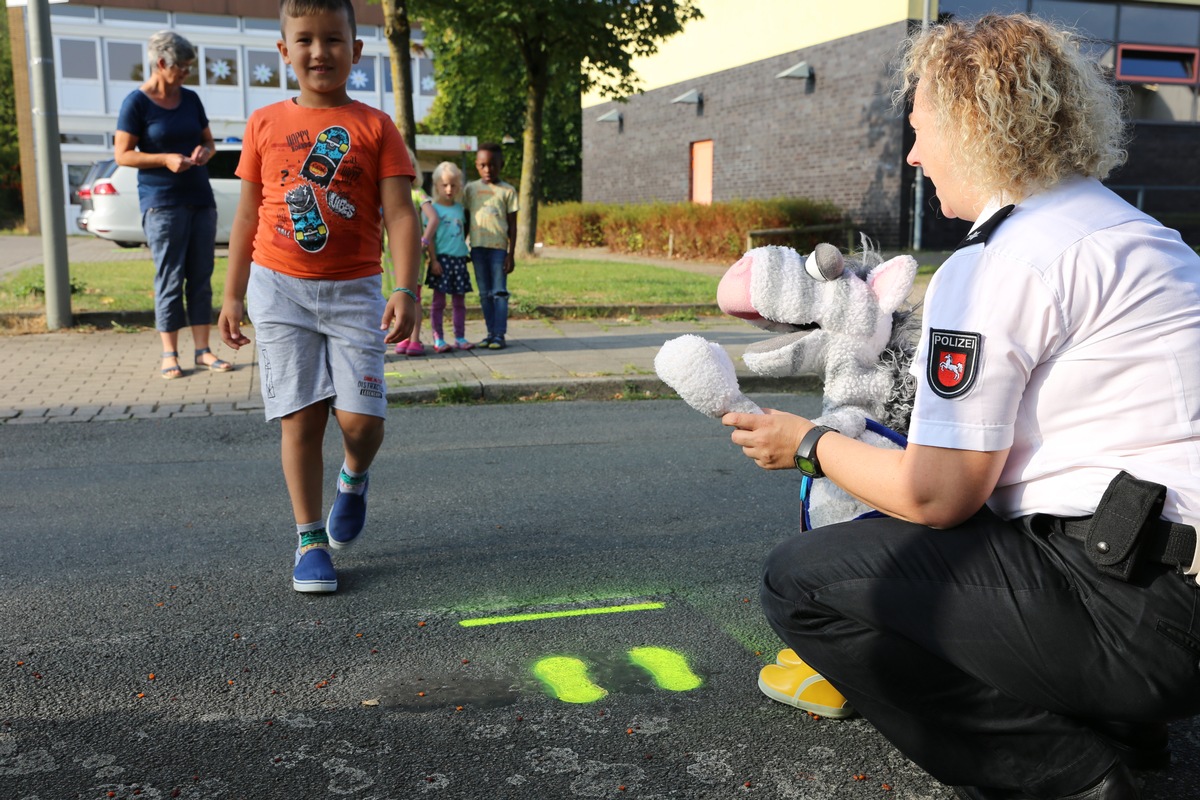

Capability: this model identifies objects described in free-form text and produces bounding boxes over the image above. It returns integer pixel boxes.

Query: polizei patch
[928,329,981,398]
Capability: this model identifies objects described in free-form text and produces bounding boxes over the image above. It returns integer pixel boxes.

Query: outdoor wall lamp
[776,61,814,81]
[596,108,623,132]
[671,88,704,116]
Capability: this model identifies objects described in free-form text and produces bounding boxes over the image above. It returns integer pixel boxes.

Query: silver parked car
[86,142,241,247]
[74,158,117,234]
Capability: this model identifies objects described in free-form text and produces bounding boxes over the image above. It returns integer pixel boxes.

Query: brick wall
[583,22,912,248]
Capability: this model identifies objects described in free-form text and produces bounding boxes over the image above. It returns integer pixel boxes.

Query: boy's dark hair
[478,142,504,161]
[280,0,357,40]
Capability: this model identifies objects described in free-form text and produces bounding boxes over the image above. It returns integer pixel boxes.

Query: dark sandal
[161,351,184,380]
[195,348,233,372]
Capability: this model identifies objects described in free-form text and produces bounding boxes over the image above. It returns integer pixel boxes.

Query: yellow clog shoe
[776,648,804,668]
[758,659,855,718]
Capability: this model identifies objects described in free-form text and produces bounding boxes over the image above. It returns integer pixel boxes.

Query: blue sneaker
[488,337,506,350]
[479,334,495,348]
[293,547,337,593]
[327,474,368,549]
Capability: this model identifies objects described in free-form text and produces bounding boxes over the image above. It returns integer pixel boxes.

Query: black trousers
[760,507,1200,797]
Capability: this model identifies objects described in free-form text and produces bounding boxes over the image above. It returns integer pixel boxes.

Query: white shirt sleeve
[907,248,1064,452]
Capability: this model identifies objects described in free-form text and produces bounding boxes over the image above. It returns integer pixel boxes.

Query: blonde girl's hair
[896,13,1127,203]
[404,144,425,189]
[430,161,464,203]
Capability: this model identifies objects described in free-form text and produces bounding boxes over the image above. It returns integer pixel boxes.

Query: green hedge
[537,198,845,261]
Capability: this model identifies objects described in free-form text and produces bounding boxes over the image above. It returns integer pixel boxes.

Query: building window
[204,48,240,87]
[244,17,281,34]
[1118,4,1200,48]
[690,140,713,205]
[106,42,145,83]
[1117,44,1199,84]
[102,8,169,26]
[61,133,106,145]
[943,0,1026,19]
[50,5,96,20]
[60,39,99,81]
[1030,0,1116,42]
[350,55,377,92]
[418,57,436,95]
[247,50,283,88]
[174,13,238,30]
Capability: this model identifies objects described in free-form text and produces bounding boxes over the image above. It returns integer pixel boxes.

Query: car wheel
[114,241,142,249]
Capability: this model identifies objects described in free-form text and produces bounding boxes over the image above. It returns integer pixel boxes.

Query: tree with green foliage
[419,33,582,204]
[0,9,24,225]
[375,0,418,152]
[410,1,701,255]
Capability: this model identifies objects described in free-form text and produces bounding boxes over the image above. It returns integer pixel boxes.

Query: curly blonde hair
[897,14,1127,202]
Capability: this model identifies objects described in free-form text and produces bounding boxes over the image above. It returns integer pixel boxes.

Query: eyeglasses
[170,63,194,75]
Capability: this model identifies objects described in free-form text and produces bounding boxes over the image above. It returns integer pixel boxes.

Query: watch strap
[794,425,836,478]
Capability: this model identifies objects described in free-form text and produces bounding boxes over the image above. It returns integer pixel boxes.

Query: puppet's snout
[717,254,760,321]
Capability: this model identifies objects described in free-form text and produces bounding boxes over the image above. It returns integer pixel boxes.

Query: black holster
[1083,471,1167,582]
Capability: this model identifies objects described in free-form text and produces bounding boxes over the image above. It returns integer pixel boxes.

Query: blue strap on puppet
[799,419,909,532]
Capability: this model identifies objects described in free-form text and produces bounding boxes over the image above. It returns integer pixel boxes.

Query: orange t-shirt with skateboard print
[236,99,414,281]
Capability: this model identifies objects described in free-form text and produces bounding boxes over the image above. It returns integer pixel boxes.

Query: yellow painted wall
[583,0,1200,107]
[583,0,921,108]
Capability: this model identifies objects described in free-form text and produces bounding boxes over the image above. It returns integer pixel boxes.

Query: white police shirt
[908,175,1200,576]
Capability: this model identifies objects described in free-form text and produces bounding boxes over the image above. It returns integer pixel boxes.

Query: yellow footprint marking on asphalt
[627,646,703,691]
[532,656,608,704]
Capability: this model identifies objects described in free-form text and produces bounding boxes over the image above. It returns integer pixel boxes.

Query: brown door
[690,140,713,205]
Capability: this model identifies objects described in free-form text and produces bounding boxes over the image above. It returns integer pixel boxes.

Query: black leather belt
[1056,516,1196,570]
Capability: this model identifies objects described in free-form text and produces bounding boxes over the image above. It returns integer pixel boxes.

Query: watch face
[795,456,817,476]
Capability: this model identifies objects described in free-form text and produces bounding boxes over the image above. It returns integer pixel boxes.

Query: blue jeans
[470,246,509,339]
[144,205,218,333]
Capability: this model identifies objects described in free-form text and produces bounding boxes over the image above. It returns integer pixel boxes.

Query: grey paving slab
[1,311,818,423]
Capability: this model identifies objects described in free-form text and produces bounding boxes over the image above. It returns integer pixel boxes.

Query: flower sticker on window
[349,69,369,90]
[252,63,275,85]
[209,59,231,81]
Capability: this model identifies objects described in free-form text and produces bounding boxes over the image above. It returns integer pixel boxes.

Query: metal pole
[28,0,71,329]
[911,0,931,251]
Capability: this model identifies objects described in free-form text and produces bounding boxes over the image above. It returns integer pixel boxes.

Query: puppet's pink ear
[718,254,759,320]
[867,255,918,313]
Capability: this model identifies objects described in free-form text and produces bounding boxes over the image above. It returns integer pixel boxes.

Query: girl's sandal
[195,347,233,372]
[161,351,184,380]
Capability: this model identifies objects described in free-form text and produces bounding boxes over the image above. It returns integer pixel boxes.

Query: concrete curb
[0,304,724,331]
[386,374,823,406]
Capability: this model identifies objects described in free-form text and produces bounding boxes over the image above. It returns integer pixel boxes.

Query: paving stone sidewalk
[0,316,810,424]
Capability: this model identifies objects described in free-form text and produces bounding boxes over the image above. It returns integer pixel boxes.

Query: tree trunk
[381,0,417,153]
[516,53,549,257]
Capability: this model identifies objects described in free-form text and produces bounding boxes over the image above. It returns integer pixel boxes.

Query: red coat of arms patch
[928,329,981,398]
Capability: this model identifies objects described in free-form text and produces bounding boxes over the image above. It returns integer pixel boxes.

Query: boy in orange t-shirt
[218,0,420,593]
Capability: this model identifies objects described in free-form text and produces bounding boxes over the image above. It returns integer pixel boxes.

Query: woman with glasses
[115,30,231,380]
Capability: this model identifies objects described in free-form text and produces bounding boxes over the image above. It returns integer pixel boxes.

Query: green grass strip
[627,646,703,692]
[458,601,665,627]
[532,656,608,704]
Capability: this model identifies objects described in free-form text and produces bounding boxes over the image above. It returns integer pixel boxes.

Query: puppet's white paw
[655,334,762,418]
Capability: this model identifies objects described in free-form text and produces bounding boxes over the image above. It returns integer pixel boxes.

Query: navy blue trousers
[761,508,1200,797]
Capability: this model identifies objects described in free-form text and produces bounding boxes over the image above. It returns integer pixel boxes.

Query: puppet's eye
[805,242,845,282]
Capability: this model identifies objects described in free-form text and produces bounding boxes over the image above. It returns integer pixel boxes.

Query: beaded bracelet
[393,287,418,302]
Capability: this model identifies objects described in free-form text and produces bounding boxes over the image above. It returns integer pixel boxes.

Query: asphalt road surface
[3,397,1198,799]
